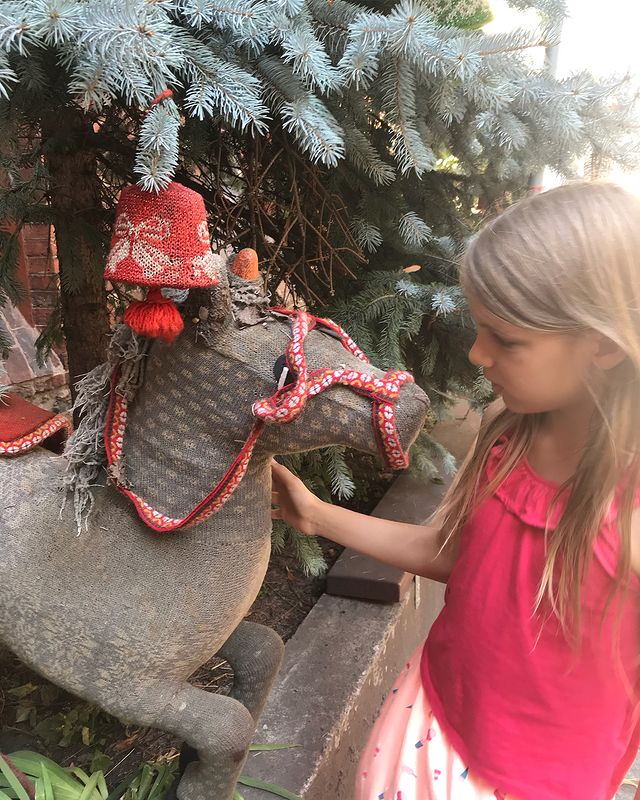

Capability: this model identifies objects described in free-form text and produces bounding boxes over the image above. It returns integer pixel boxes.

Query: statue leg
[218,620,284,722]
[178,621,285,778]
[158,683,256,800]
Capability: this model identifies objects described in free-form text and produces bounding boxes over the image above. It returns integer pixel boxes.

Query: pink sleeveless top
[421,439,640,800]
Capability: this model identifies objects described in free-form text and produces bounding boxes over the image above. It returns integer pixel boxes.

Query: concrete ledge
[242,474,447,800]
[243,578,445,799]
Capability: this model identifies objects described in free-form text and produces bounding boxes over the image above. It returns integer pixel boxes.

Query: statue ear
[228,249,270,327]
[229,249,259,280]
[184,248,265,340]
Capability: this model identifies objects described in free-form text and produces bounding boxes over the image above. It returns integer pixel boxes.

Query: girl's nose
[468,336,493,368]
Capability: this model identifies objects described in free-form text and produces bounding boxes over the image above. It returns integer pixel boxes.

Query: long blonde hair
[438,181,640,633]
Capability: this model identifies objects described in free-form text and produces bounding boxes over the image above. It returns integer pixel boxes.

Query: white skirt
[354,643,517,800]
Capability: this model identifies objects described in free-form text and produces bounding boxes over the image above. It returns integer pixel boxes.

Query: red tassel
[124,287,184,342]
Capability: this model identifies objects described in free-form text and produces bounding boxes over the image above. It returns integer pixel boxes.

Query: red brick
[32,307,53,326]
[23,236,51,258]
[24,223,50,237]
[28,273,58,291]
[26,254,54,274]
[31,289,58,308]
[24,239,51,258]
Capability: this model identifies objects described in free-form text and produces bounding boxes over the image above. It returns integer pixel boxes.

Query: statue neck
[119,331,270,521]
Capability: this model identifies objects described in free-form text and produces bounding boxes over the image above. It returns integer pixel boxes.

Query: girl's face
[466,295,604,415]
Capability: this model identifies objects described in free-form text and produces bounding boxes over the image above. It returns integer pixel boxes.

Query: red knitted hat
[105,182,218,289]
[104,182,218,342]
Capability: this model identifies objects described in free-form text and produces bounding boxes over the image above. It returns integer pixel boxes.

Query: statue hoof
[165,744,199,800]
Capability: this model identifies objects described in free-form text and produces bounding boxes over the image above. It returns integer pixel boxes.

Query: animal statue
[0,256,429,799]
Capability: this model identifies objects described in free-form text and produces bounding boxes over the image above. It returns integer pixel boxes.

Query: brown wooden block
[326,549,414,603]
[326,471,451,604]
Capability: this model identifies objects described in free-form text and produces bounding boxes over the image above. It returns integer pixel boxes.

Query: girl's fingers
[271,491,281,503]
[271,459,295,484]
[271,508,282,519]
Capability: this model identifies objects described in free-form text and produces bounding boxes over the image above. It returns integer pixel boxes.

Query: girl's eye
[493,333,519,348]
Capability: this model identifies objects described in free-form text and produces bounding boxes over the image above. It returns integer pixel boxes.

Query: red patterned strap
[104,308,414,532]
[253,309,412,469]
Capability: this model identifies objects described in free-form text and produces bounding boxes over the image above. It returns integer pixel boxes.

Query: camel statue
[0,256,429,800]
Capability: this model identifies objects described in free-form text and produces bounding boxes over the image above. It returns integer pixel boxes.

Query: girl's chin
[491,387,543,415]
[502,397,546,415]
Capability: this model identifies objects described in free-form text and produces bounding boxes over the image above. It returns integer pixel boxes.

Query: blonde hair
[438,181,640,634]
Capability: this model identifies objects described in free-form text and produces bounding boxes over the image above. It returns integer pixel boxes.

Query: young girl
[271,181,640,800]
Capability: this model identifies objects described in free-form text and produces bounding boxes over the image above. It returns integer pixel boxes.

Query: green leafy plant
[103,762,176,800]
[0,751,108,800]
[8,683,113,751]
[0,746,303,800]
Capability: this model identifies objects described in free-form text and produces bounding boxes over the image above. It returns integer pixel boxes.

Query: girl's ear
[590,332,627,371]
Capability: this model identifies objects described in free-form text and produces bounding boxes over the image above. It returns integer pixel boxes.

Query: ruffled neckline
[486,438,567,530]
[486,438,640,590]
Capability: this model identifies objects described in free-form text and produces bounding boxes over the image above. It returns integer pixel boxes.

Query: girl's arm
[271,461,456,583]
[271,400,504,584]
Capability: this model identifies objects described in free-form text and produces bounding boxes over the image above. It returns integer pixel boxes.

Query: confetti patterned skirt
[355,643,516,800]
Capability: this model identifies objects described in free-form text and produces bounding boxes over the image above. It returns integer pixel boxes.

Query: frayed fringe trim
[61,325,152,534]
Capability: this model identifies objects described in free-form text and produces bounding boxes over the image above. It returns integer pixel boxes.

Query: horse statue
[0,251,429,799]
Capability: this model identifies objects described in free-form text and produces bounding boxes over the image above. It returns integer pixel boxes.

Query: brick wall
[16,223,67,370]
[18,224,58,327]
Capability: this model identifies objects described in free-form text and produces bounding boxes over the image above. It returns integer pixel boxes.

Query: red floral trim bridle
[104,307,414,532]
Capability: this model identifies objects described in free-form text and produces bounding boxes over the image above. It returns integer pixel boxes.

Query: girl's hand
[271,459,321,536]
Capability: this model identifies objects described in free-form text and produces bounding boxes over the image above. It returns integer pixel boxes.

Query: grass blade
[7,754,76,788]
[0,756,31,800]
[134,765,154,800]
[70,771,91,787]
[77,772,100,800]
[95,774,108,800]
[40,766,53,800]
[237,776,302,800]
[104,773,137,800]
[247,745,301,752]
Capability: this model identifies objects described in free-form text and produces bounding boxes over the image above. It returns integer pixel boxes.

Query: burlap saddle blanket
[0,392,71,457]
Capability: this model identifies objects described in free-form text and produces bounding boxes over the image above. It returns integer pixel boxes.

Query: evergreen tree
[0,0,638,566]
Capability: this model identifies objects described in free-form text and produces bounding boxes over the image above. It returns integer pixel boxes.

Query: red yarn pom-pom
[124,287,184,342]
